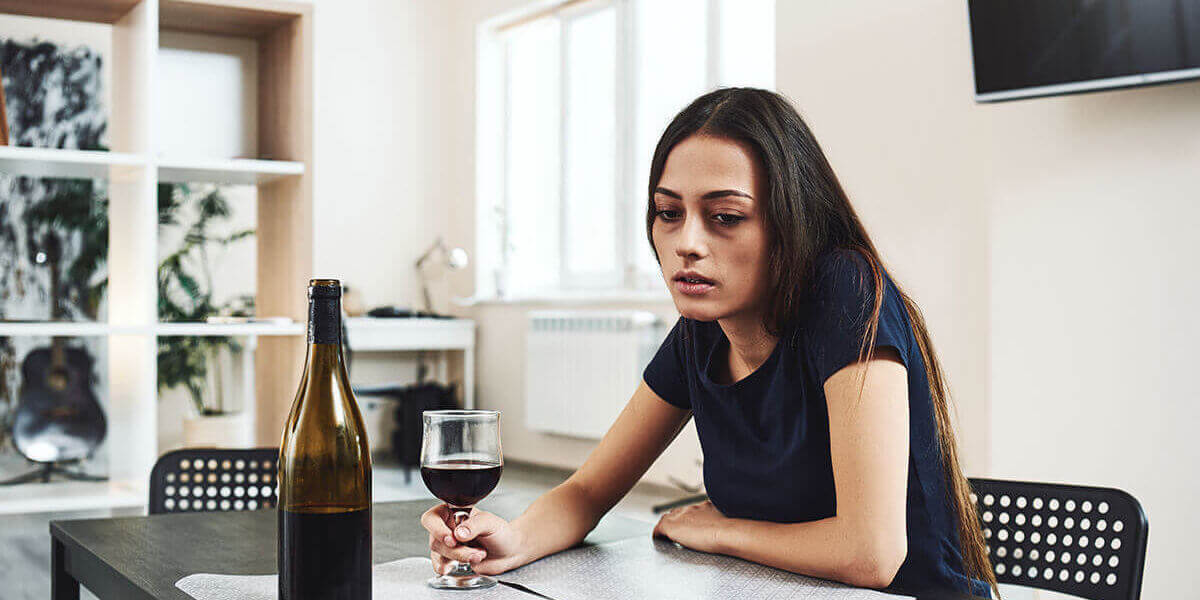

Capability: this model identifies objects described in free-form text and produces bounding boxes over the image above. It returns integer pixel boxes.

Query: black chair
[969,478,1148,600]
[149,448,279,515]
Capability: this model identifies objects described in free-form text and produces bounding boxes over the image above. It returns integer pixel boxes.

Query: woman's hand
[652,500,729,554]
[420,504,528,576]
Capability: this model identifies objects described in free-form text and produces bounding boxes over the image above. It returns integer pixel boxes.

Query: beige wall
[775,1,991,473]
[777,1,1199,598]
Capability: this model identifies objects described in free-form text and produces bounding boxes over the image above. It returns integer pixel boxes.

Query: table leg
[52,537,80,600]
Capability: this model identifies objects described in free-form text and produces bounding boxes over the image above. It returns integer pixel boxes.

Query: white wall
[986,80,1200,600]
[776,1,1199,598]
[309,0,461,313]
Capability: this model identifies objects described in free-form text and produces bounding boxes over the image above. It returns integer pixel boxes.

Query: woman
[421,88,996,598]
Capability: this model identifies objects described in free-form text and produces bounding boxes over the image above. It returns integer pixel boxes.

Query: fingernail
[443,535,454,546]
[472,552,485,563]
[456,526,470,537]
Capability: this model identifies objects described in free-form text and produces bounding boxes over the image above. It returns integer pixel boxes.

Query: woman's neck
[717,313,778,382]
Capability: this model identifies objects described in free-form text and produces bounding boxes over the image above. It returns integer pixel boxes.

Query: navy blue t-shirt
[642,248,989,598]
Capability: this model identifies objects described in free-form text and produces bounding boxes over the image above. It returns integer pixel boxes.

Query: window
[477,0,774,300]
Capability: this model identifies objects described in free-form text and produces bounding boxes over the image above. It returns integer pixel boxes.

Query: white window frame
[474,0,773,303]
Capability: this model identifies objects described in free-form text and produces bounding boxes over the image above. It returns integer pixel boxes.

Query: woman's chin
[673,298,724,322]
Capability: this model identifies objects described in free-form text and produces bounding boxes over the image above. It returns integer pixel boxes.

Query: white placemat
[175,557,527,600]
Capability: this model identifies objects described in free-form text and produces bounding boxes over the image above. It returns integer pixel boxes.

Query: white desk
[344,317,477,408]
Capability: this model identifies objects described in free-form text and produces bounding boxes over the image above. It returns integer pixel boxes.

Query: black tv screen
[968,0,1200,102]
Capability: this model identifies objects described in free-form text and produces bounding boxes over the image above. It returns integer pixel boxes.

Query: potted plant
[157,183,255,448]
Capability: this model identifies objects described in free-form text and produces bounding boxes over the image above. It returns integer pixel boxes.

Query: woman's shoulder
[805,247,890,306]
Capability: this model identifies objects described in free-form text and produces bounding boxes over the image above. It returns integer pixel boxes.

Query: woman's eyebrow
[654,186,753,200]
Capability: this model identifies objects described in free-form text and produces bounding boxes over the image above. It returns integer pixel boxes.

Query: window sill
[454,290,674,307]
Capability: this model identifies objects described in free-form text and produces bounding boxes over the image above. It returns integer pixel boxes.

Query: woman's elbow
[842,534,907,589]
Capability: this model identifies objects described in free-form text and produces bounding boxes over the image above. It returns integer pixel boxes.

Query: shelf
[157,156,305,185]
[0,322,122,337]
[0,321,303,337]
[0,0,142,24]
[0,146,146,180]
[160,0,310,38]
[155,321,303,336]
[0,478,144,515]
[0,148,304,185]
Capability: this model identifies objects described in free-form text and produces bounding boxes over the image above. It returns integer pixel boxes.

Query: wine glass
[420,410,503,589]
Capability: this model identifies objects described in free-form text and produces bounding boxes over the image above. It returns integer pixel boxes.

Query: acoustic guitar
[11,232,106,466]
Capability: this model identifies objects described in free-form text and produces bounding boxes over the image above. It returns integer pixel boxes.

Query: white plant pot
[183,411,254,449]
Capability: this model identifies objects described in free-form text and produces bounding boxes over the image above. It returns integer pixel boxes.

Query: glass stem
[447,508,476,577]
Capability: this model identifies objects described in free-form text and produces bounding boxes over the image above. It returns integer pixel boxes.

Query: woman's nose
[674,215,708,259]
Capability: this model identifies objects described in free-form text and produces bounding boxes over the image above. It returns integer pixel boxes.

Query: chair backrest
[969,478,1148,600]
[149,448,279,515]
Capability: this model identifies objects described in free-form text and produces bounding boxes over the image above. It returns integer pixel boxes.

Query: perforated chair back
[969,478,1148,600]
[149,448,279,515]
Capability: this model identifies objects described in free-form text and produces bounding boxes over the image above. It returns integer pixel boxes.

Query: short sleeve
[642,317,692,409]
[802,249,911,384]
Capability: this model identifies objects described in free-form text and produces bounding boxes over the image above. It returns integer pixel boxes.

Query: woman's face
[652,134,772,325]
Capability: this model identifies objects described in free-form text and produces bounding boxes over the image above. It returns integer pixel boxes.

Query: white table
[344,317,477,408]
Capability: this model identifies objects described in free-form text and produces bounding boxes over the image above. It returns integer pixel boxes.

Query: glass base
[427,573,497,590]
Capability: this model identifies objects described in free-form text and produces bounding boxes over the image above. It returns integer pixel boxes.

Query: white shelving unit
[0,0,314,513]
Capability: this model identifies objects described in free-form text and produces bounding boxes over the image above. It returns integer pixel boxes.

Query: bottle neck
[307,296,342,345]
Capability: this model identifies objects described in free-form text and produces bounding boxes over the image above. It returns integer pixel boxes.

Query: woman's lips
[674,278,715,296]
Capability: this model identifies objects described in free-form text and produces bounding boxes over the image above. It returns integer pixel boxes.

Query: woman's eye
[656,209,682,221]
[714,213,744,225]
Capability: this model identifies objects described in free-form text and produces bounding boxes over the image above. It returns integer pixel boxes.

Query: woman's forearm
[505,479,609,567]
[717,515,907,589]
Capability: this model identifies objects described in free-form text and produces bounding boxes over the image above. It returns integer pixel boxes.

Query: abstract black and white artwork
[0,36,109,473]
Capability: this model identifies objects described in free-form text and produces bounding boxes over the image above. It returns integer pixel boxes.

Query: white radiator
[525,310,665,439]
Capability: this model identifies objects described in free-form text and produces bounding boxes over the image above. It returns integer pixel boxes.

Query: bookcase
[0,0,312,511]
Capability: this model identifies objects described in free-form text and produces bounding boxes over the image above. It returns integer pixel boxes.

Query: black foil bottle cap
[309,278,342,298]
[308,279,342,344]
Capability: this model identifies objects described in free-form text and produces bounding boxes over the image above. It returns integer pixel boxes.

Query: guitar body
[13,343,106,463]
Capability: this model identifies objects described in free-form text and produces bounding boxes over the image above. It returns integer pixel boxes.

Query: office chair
[149,448,279,514]
[969,478,1148,600]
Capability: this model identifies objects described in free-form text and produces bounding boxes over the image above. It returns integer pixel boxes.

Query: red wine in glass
[420,459,502,508]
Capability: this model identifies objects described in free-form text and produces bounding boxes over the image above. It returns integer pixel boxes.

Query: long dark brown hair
[645,87,996,597]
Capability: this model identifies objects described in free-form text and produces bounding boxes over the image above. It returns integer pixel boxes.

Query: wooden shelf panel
[0,0,141,24]
[157,156,304,185]
[0,146,147,180]
[160,0,310,37]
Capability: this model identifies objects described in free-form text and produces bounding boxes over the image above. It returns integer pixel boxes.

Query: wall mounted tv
[968,0,1200,102]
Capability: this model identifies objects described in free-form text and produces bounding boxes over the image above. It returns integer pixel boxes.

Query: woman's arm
[654,348,909,588]
[423,381,692,575]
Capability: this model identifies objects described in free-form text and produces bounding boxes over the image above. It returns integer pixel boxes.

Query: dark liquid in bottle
[279,507,371,600]
[420,460,503,507]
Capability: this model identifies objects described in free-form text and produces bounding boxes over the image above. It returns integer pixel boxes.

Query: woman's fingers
[473,554,517,576]
[452,510,506,543]
[430,534,487,564]
[431,551,453,575]
[420,505,456,546]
